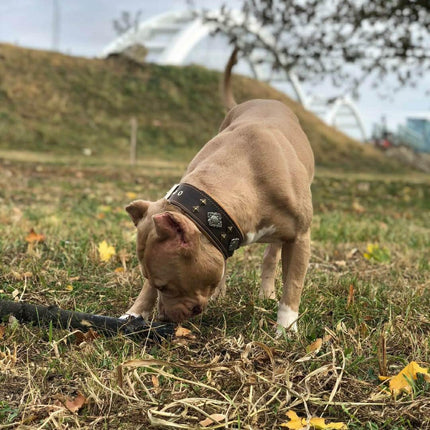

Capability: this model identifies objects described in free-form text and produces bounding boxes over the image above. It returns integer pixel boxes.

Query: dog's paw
[118,312,140,321]
[275,303,298,337]
[275,323,298,339]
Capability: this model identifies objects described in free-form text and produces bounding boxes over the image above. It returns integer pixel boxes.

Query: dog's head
[126,199,225,322]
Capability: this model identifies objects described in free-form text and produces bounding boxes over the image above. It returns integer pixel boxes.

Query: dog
[122,48,314,332]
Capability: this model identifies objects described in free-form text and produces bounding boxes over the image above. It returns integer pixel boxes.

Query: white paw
[276,303,298,335]
[118,312,140,321]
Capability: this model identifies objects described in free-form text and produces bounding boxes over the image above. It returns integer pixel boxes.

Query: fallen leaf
[307,338,323,354]
[346,248,358,259]
[74,329,99,345]
[98,240,116,262]
[334,260,346,267]
[281,410,347,429]
[363,243,390,263]
[98,205,111,213]
[199,414,226,427]
[64,392,87,413]
[126,191,137,199]
[0,325,5,339]
[114,267,124,273]
[352,200,366,214]
[151,375,159,389]
[379,361,430,397]
[65,285,74,292]
[25,228,45,243]
[175,326,194,338]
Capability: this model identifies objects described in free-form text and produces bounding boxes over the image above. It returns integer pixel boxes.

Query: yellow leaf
[309,417,347,429]
[114,267,124,273]
[98,205,112,213]
[282,410,347,429]
[98,240,116,262]
[65,285,73,291]
[352,200,365,214]
[126,191,137,199]
[281,410,304,429]
[381,361,430,397]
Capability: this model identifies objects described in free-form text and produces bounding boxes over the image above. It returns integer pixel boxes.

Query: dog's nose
[191,305,202,316]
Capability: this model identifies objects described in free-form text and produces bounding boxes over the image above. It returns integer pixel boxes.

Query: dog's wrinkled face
[126,199,225,322]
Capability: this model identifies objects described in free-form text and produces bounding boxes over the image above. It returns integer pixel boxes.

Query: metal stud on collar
[229,238,240,252]
[207,212,222,228]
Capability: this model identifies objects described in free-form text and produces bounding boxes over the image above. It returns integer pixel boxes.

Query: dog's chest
[243,225,277,245]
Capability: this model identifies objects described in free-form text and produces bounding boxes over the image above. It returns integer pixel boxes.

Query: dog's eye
[155,284,167,292]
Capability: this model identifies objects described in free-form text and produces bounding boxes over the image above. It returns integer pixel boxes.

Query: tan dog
[123,49,314,331]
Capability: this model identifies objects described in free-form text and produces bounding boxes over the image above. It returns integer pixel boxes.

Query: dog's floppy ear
[152,211,200,253]
[126,200,150,226]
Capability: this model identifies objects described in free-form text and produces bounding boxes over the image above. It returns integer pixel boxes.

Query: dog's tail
[223,47,239,110]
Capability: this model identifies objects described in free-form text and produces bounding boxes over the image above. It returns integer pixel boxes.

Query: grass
[0,153,429,429]
[0,43,405,173]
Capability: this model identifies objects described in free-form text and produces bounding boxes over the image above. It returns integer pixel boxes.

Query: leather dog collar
[165,183,243,259]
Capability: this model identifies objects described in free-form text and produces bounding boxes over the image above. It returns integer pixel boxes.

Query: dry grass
[0,154,429,429]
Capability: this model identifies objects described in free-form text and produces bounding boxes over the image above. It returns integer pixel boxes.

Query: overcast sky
[1,0,429,138]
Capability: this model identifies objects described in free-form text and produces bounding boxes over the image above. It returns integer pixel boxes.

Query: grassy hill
[0,43,402,171]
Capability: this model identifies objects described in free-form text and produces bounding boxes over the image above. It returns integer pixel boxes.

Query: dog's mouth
[159,303,203,323]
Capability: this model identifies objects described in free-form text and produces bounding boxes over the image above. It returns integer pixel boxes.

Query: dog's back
[220,48,314,181]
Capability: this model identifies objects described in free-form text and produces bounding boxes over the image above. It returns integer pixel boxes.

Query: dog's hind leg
[120,280,157,320]
[260,243,281,299]
[277,230,311,332]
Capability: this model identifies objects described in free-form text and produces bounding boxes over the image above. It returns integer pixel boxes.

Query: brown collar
[166,183,243,259]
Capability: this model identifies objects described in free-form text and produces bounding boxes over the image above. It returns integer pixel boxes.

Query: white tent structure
[101,9,367,141]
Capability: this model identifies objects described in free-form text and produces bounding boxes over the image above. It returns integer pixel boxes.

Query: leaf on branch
[379,361,430,397]
[98,240,116,262]
[25,228,45,243]
[282,410,347,429]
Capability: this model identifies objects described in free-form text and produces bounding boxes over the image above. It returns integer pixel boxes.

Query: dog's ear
[152,211,200,254]
[126,200,150,226]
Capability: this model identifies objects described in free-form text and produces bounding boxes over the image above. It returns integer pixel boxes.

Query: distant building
[397,114,430,153]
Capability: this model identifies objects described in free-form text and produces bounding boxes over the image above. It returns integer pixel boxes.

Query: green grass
[0,155,429,429]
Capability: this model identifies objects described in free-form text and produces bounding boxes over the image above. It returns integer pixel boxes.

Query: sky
[1,0,429,139]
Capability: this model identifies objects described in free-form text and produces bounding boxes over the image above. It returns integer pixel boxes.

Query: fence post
[130,116,137,165]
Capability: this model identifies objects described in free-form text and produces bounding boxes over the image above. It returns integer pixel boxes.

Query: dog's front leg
[211,262,227,300]
[121,280,157,320]
[277,230,311,332]
[260,243,282,299]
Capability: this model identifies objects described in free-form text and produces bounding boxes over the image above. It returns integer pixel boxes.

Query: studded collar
[165,183,243,259]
